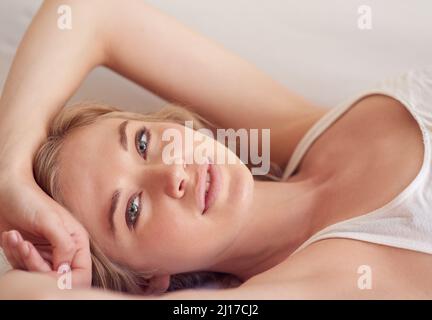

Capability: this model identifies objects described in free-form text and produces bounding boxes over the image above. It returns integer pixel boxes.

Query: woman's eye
[136,128,150,159]
[126,193,141,230]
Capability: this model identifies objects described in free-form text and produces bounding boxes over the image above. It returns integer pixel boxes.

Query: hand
[2,230,53,273]
[0,168,92,288]
[0,0,101,290]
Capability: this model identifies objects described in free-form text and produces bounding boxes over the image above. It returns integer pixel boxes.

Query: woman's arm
[101,1,319,127]
[0,269,320,300]
[0,0,106,158]
[99,0,324,166]
[0,230,315,300]
[0,0,105,283]
[1,0,321,175]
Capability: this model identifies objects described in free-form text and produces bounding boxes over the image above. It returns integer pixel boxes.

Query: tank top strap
[284,65,432,257]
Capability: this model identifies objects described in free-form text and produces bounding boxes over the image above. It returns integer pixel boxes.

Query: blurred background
[0,0,431,112]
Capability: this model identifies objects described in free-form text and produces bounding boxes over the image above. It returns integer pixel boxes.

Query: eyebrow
[119,120,129,151]
[108,120,130,236]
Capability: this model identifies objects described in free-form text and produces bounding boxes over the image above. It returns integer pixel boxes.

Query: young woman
[0,0,431,299]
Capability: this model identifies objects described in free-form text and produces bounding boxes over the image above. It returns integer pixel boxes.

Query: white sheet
[0,249,11,275]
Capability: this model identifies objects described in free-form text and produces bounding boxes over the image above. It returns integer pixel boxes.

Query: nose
[154,160,188,199]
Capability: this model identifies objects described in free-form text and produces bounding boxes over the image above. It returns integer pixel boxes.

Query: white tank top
[284,65,432,256]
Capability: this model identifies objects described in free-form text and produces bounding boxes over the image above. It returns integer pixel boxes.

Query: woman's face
[57,117,254,275]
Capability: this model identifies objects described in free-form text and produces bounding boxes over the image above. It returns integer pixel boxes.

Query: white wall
[1,0,432,109]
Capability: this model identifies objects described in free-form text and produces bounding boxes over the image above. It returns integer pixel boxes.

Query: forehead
[56,117,125,240]
[59,117,124,182]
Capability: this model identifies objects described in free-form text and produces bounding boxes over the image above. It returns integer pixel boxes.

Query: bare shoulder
[242,239,432,299]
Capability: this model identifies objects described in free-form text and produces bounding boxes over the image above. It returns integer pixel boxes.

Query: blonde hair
[33,101,245,294]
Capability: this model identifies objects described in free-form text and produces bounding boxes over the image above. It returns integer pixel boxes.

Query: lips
[204,162,221,213]
[195,159,222,214]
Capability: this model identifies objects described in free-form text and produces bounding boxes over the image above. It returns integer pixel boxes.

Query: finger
[68,229,92,288]
[1,242,18,268]
[49,211,92,288]
[1,232,17,266]
[17,230,50,247]
[37,211,92,288]
[18,241,52,273]
[33,211,77,270]
[9,231,26,269]
[10,231,28,269]
[1,231,25,269]
[37,249,53,264]
[25,185,92,285]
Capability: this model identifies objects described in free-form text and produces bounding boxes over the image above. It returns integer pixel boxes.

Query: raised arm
[101,1,319,127]
[0,0,105,151]
[0,0,106,285]
[100,0,325,166]
[1,0,322,173]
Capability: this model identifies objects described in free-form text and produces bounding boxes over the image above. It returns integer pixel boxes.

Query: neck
[209,174,323,282]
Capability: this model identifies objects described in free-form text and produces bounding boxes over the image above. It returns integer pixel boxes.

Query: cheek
[136,202,197,247]
[132,211,214,269]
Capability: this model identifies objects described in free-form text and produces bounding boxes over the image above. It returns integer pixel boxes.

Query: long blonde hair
[33,101,246,294]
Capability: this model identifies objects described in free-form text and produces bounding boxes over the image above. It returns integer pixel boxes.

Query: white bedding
[0,249,10,275]
[1,0,431,277]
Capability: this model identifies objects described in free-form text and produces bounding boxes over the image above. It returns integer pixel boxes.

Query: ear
[146,274,171,295]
